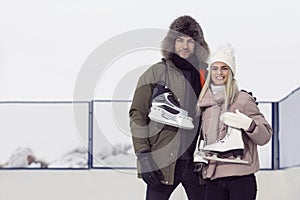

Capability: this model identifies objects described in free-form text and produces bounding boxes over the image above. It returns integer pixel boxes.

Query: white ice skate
[193,140,208,172]
[194,140,208,164]
[202,127,249,164]
[148,85,194,130]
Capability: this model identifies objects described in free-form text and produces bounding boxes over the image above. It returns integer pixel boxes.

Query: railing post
[88,101,94,169]
[272,102,280,170]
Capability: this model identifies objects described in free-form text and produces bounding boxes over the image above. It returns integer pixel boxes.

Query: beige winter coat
[198,89,272,180]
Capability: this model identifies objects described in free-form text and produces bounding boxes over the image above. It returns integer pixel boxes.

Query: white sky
[0,0,299,101]
[0,0,299,166]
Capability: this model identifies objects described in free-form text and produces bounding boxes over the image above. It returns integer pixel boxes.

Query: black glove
[137,153,164,186]
[241,90,258,105]
[194,162,205,174]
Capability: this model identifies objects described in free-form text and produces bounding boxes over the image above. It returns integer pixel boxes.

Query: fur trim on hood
[161,15,210,65]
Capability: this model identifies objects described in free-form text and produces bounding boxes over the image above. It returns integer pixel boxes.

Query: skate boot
[148,83,194,129]
[193,140,208,172]
[203,126,249,164]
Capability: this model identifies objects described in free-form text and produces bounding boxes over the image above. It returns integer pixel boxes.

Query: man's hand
[220,109,253,131]
[138,153,164,186]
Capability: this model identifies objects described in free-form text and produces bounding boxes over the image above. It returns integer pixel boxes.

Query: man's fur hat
[161,15,210,64]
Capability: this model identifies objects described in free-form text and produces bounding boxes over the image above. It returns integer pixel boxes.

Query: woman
[195,44,272,200]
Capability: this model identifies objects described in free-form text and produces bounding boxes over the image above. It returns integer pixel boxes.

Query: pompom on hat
[209,44,236,75]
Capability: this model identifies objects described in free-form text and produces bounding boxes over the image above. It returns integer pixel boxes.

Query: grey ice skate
[148,83,194,129]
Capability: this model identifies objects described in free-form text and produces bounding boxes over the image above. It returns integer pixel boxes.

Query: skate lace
[215,131,231,144]
[212,123,232,144]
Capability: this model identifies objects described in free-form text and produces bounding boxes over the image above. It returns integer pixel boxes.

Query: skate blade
[203,155,249,164]
[149,116,194,129]
[203,146,245,152]
[148,108,194,129]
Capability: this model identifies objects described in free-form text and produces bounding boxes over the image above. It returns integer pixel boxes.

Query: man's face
[174,36,195,59]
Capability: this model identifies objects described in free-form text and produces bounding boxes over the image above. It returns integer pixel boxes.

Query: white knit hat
[208,44,236,75]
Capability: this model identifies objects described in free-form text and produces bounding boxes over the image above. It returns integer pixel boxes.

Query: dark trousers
[146,159,205,200]
[205,174,257,200]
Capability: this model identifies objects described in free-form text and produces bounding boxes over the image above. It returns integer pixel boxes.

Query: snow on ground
[93,143,136,168]
[0,143,136,169]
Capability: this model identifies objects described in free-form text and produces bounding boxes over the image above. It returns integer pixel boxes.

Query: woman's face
[210,62,230,85]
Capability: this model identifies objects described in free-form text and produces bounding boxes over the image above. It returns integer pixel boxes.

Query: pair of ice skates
[194,126,249,165]
[148,84,194,129]
[147,83,248,164]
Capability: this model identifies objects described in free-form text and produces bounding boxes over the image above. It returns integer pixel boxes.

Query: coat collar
[198,87,225,108]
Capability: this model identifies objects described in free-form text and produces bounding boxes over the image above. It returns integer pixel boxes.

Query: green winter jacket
[129,59,190,185]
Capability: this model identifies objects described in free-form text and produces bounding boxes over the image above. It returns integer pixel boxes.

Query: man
[129,15,209,199]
